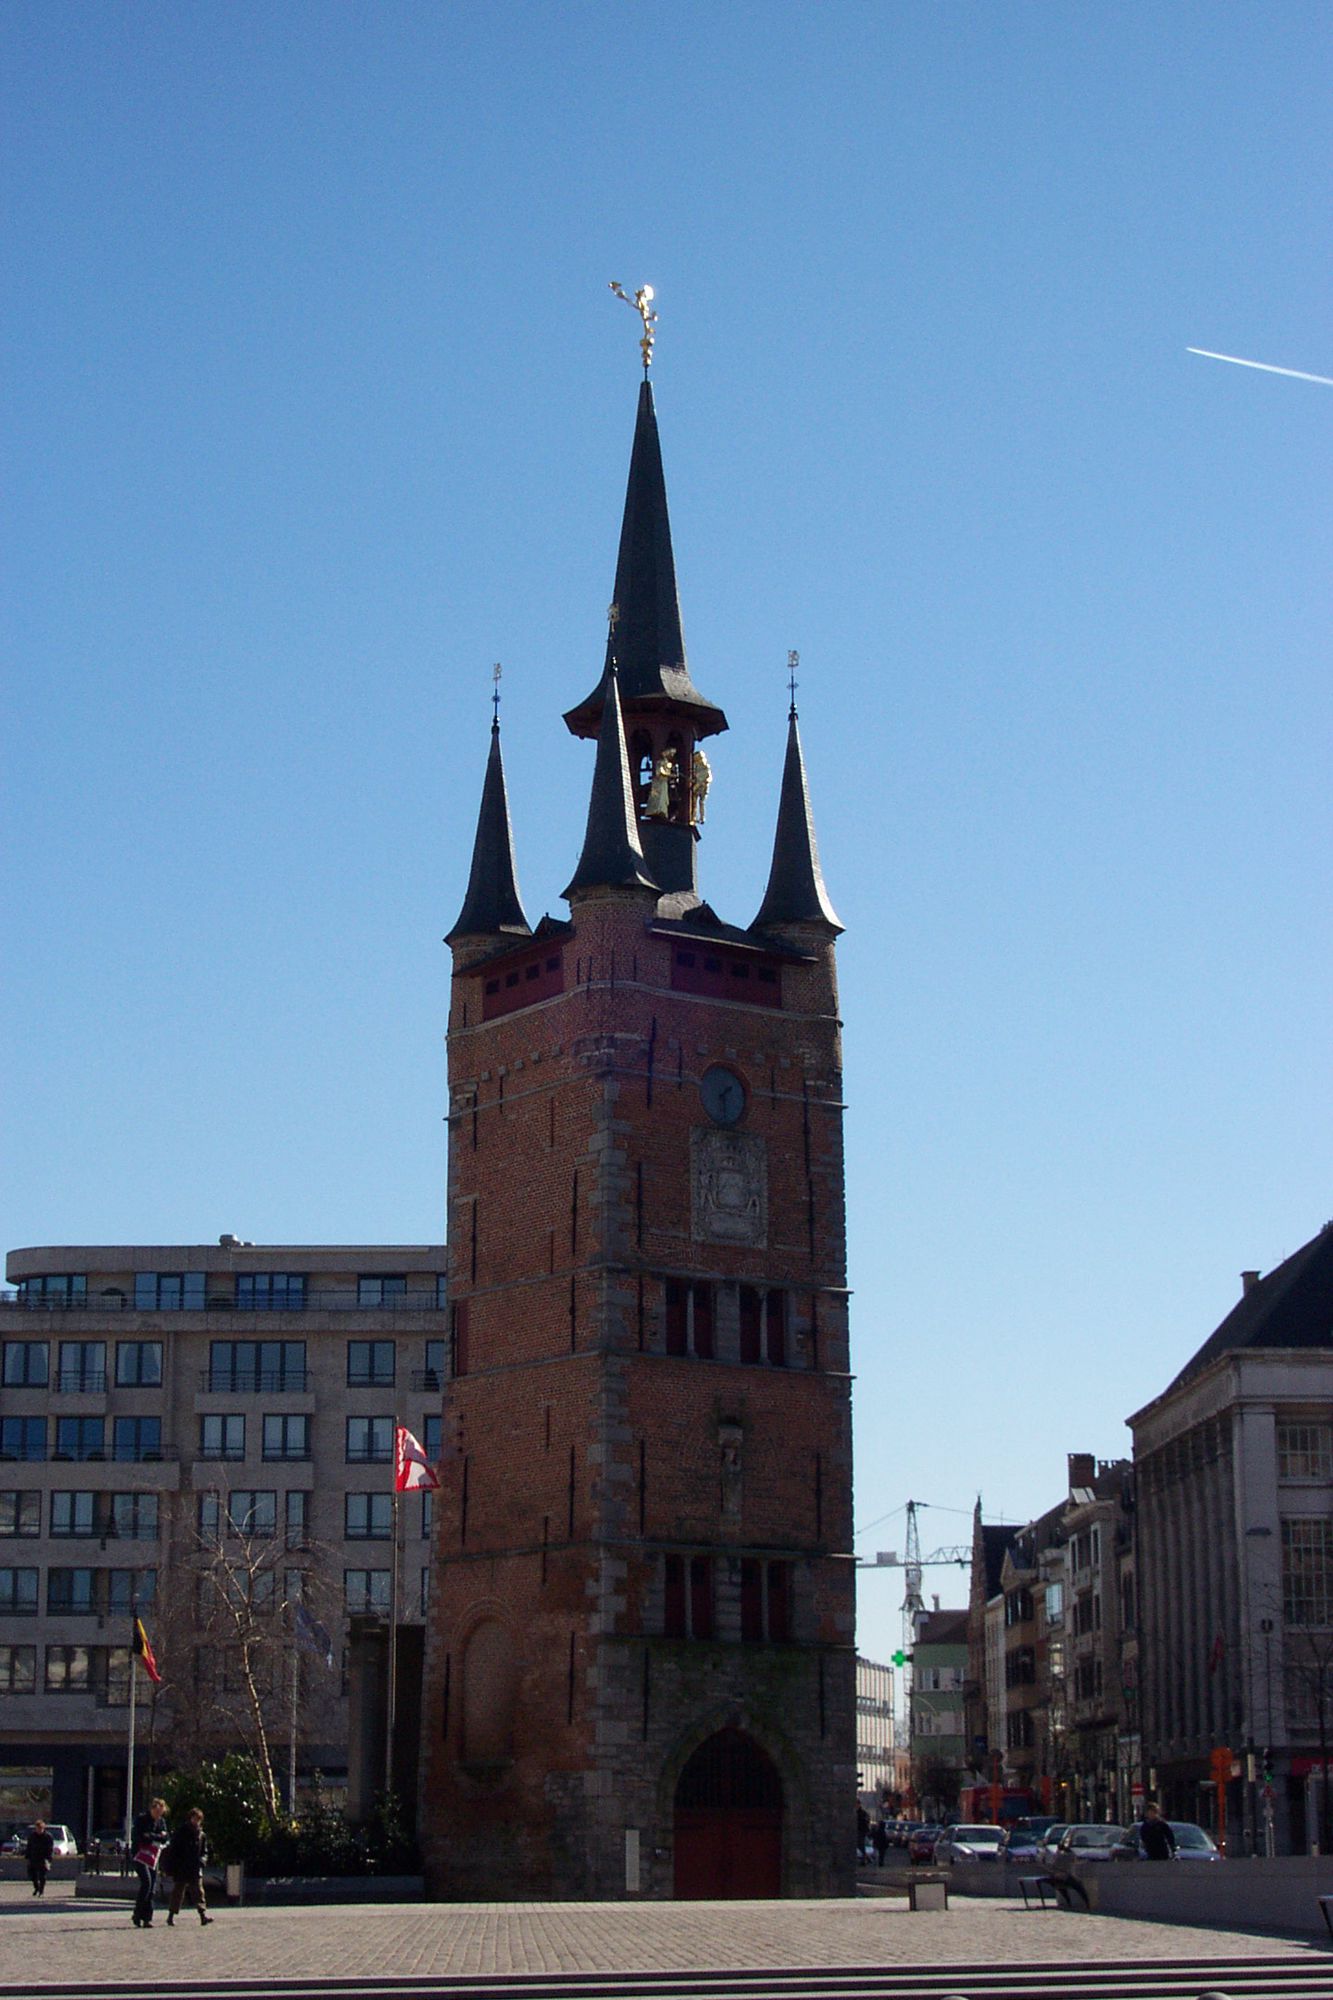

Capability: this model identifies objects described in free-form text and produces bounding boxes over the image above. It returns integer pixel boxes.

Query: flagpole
[124,1649,137,1849]
[387,1425,400,1797]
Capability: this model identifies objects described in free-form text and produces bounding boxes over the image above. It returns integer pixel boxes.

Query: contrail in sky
[1187,346,1333,387]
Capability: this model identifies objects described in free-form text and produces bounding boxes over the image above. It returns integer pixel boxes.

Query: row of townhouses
[910,1217,1333,1857]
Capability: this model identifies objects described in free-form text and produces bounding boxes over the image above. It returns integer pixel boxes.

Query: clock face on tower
[699,1064,746,1126]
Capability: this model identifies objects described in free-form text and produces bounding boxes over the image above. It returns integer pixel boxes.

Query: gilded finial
[609,281,657,372]
[492,661,502,726]
[787,650,800,719]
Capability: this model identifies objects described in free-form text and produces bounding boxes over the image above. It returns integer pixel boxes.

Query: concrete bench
[1018,1873,1058,1909]
[908,1877,948,1911]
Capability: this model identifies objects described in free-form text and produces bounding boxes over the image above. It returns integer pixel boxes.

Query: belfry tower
[420,344,854,1900]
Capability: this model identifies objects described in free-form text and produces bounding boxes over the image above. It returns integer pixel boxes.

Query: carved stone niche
[691,1127,767,1248]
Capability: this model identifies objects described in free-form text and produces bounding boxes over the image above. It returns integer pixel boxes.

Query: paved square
[0,1880,1327,1989]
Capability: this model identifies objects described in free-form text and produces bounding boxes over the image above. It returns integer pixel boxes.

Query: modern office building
[0,1239,445,1837]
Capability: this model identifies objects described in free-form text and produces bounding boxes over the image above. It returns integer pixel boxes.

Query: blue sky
[4,2,1329,1671]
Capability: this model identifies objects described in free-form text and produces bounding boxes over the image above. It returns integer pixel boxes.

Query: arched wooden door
[673,1727,783,1898]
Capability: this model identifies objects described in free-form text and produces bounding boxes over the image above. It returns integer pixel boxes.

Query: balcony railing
[56,1373,108,1394]
[199,1369,309,1393]
[3,1290,445,1314]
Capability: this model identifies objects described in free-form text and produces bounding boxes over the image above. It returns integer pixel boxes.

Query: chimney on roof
[1068,1452,1095,1493]
[932,1593,940,1612]
[219,1234,241,1249]
[1241,1270,1261,1296]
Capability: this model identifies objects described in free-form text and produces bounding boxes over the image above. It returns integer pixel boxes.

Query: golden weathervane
[609,281,657,371]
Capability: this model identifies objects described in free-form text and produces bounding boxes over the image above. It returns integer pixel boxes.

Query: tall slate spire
[751,707,843,933]
[563,666,658,900]
[446,716,532,944]
[564,381,726,741]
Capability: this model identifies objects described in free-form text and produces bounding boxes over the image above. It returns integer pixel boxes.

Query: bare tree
[1286,1627,1333,1855]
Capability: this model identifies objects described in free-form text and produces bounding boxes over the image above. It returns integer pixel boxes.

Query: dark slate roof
[1165,1219,1333,1395]
[563,667,659,900]
[459,913,574,976]
[751,711,843,933]
[650,898,812,961]
[916,1608,969,1647]
[564,380,727,742]
[445,719,532,944]
[980,1523,1022,1599]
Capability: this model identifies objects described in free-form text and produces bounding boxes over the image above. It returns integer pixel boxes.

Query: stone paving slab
[0,1882,1328,1990]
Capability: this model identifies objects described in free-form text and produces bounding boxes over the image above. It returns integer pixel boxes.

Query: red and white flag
[394,1424,440,1493]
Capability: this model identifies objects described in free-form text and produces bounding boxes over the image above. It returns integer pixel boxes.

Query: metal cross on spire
[787,650,800,719]
[492,661,502,725]
[608,281,657,372]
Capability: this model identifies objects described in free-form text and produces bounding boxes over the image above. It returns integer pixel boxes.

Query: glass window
[421,1491,434,1539]
[51,1492,98,1538]
[422,1340,446,1390]
[262,1414,309,1461]
[109,1492,158,1540]
[423,1415,442,1460]
[0,1491,40,1537]
[226,1491,277,1539]
[106,1569,157,1614]
[113,1416,162,1463]
[344,1568,391,1614]
[1,1417,47,1462]
[0,1567,39,1615]
[2,1342,49,1387]
[347,1340,395,1387]
[346,1416,392,1463]
[115,1342,163,1387]
[47,1567,97,1615]
[57,1342,106,1392]
[16,1274,86,1305]
[54,1417,104,1461]
[208,1340,305,1391]
[200,1414,245,1461]
[1278,1423,1333,1482]
[95,1645,132,1705]
[0,1645,36,1693]
[235,1272,307,1312]
[345,1493,393,1540]
[435,1275,448,1309]
[134,1272,206,1310]
[285,1490,308,1544]
[1282,1517,1333,1626]
[357,1276,406,1308]
[45,1644,90,1693]
[197,1492,221,1541]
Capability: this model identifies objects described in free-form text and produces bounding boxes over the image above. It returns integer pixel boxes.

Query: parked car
[1000,1816,1062,1863]
[907,1822,943,1864]
[936,1823,1007,1865]
[1052,1823,1125,1868]
[1111,1820,1222,1862]
[1035,1822,1068,1868]
[3,1823,79,1858]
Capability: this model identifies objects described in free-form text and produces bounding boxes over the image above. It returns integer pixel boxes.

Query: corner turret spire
[446,697,532,946]
[563,666,658,901]
[751,690,843,935]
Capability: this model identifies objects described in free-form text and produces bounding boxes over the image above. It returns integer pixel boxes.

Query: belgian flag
[132,1616,162,1685]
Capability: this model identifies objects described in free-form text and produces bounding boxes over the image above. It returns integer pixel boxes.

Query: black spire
[564,381,726,741]
[446,716,532,944]
[751,709,843,933]
[564,667,658,900]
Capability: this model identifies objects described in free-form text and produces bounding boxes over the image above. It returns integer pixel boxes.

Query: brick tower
[419,368,855,1900]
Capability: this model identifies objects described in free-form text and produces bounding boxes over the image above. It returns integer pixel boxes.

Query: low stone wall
[1085,1854,1333,1938]
[0,1857,82,1883]
[243,1875,425,1904]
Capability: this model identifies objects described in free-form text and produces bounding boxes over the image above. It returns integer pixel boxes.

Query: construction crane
[858,1499,971,1687]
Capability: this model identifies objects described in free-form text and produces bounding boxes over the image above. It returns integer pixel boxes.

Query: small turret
[563,665,658,902]
[751,706,843,935]
[446,713,531,954]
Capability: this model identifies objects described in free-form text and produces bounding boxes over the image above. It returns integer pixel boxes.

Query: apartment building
[0,1238,445,1837]
[855,1655,899,1805]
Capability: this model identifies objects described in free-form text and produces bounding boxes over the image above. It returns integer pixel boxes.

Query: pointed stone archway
[673,1725,783,1898]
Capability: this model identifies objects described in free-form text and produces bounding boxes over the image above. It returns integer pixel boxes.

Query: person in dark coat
[164,1808,213,1926]
[130,1797,169,1927]
[1140,1803,1178,1860]
[25,1822,55,1897]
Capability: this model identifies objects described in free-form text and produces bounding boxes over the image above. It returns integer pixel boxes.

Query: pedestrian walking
[1140,1802,1178,1861]
[130,1796,169,1928]
[25,1821,55,1897]
[872,1819,889,1868]
[164,1808,213,1926]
